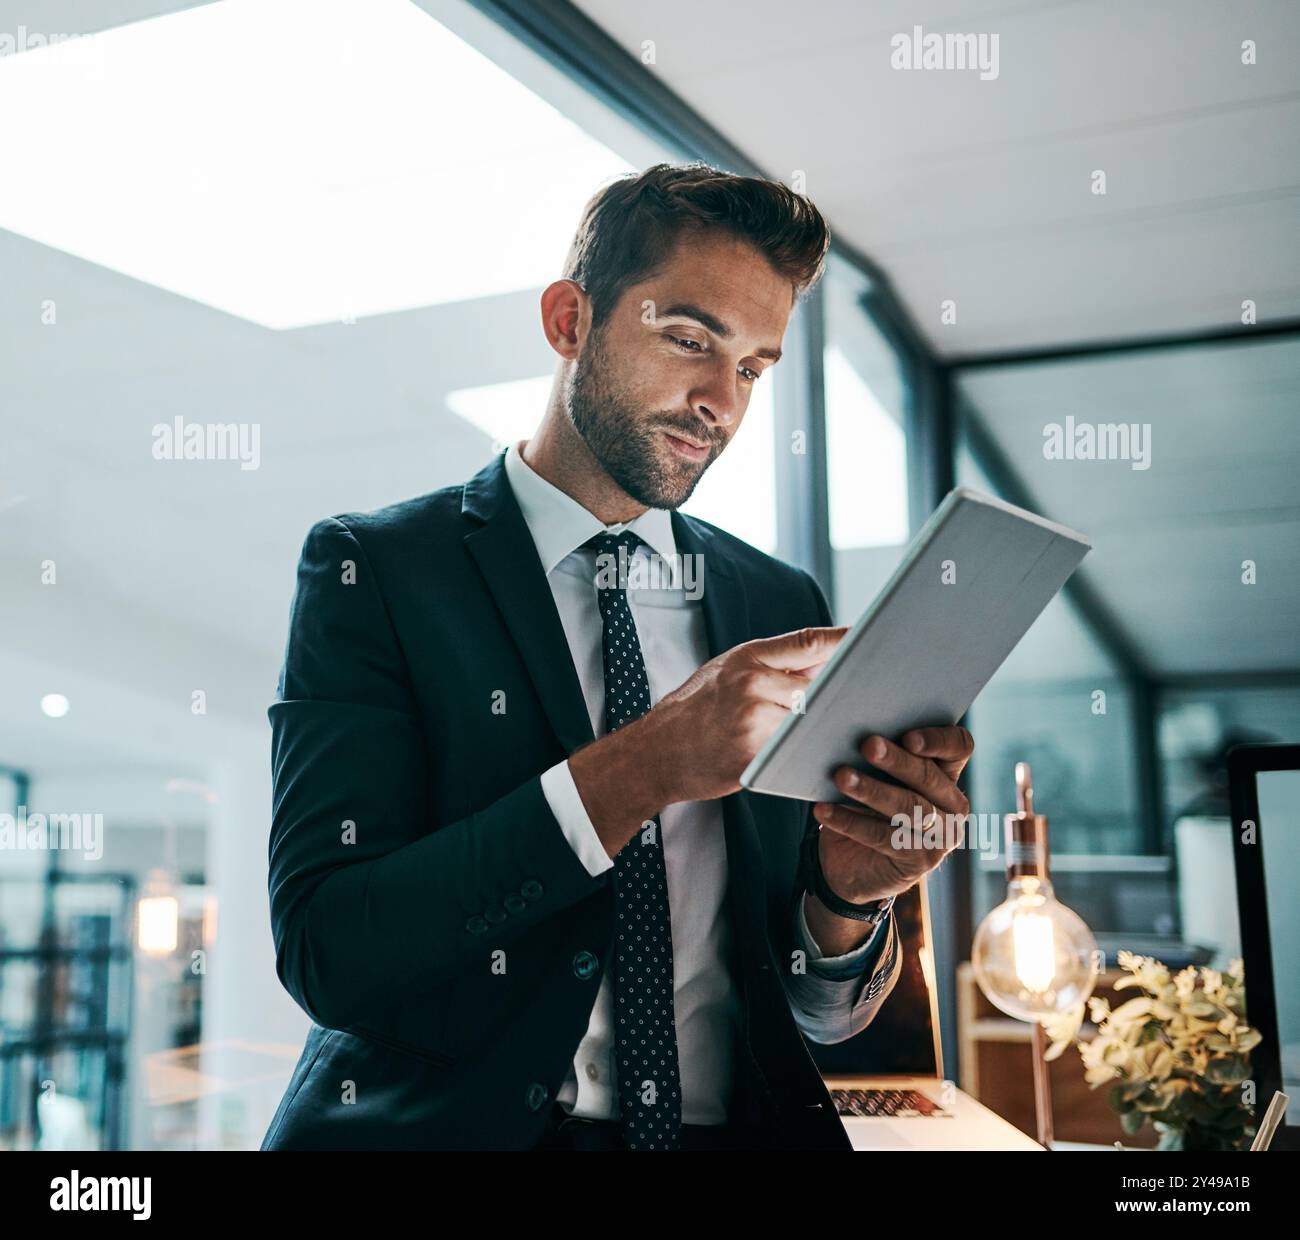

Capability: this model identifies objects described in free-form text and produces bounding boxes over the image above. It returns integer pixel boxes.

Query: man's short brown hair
[563,162,830,331]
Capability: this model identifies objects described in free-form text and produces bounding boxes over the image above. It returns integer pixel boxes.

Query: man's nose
[690,380,741,429]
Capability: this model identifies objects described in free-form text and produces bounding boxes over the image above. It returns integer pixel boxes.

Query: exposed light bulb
[974,874,1098,1021]
[1011,900,1056,993]
[972,764,1099,1022]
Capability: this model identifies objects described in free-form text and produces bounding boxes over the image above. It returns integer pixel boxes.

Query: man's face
[565,230,793,509]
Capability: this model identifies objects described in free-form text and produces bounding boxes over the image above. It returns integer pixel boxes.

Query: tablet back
[740,487,1091,803]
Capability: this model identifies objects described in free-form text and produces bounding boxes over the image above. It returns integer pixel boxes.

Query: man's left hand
[811,725,975,907]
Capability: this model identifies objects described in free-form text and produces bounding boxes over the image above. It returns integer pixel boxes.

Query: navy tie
[584,529,683,1151]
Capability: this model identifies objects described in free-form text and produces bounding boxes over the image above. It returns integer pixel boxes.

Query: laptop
[815,879,1042,1150]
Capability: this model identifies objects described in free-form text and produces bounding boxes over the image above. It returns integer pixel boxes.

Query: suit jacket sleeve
[266,517,607,1031]
[777,567,905,1044]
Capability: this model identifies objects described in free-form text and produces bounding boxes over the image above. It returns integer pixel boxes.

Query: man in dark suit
[261,163,973,1151]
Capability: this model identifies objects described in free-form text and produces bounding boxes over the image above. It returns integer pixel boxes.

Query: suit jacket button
[525,1082,549,1112]
[465,916,489,935]
[484,905,508,924]
[572,950,598,980]
[521,879,544,901]
[504,893,527,914]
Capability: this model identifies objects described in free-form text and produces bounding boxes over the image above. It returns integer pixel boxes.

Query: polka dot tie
[584,529,682,1151]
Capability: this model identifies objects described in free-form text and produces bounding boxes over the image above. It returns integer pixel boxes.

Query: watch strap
[801,826,896,926]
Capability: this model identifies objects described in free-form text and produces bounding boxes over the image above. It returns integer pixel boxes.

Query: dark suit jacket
[260,451,901,1151]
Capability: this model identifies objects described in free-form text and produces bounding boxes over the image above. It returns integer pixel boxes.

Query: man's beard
[566,325,720,509]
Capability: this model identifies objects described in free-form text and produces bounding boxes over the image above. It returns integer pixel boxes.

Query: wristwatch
[801,826,896,927]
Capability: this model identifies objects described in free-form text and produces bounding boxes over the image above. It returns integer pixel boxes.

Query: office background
[1,0,1297,1148]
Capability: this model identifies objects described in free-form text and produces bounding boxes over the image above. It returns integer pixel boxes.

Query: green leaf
[1205,1058,1250,1085]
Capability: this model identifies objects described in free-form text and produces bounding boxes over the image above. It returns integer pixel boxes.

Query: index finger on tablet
[748,626,847,672]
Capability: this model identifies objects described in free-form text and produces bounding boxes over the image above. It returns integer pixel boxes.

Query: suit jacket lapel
[461,454,757,763]
[462,454,595,757]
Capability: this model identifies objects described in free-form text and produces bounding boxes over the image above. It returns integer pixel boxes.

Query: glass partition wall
[953,337,1300,980]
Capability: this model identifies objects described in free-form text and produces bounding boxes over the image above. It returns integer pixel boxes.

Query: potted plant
[1043,950,1260,1151]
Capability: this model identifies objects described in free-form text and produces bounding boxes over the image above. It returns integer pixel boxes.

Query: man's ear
[540,279,588,361]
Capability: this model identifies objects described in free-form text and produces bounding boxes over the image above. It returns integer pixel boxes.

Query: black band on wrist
[801,826,896,926]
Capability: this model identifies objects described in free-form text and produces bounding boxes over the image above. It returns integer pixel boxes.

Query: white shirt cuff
[540,759,614,878]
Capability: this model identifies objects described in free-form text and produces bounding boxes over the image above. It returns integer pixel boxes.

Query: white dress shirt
[502,441,881,1125]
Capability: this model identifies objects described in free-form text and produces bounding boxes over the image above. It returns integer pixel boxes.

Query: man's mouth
[660,430,711,462]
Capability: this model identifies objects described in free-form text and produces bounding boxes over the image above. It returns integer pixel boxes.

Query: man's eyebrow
[658,303,783,363]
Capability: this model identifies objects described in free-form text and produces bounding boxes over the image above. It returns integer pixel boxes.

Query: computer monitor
[1228,742,1300,1151]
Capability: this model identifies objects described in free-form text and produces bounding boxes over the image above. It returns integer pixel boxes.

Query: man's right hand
[639,625,847,804]
[568,626,846,857]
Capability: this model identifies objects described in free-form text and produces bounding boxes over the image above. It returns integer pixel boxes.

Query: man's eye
[668,333,758,381]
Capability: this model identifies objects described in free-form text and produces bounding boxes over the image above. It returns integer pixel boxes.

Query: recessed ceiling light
[41,693,70,718]
[0,0,633,329]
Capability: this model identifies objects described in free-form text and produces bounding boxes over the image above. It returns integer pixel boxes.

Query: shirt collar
[503,440,678,577]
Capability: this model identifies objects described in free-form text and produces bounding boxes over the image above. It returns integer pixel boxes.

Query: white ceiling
[0,0,647,778]
[572,0,1300,356]
[0,0,642,329]
[0,0,1295,784]
[0,220,558,773]
[957,336,1300,676]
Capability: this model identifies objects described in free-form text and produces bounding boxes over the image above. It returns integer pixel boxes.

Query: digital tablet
[739,487,1091,804]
